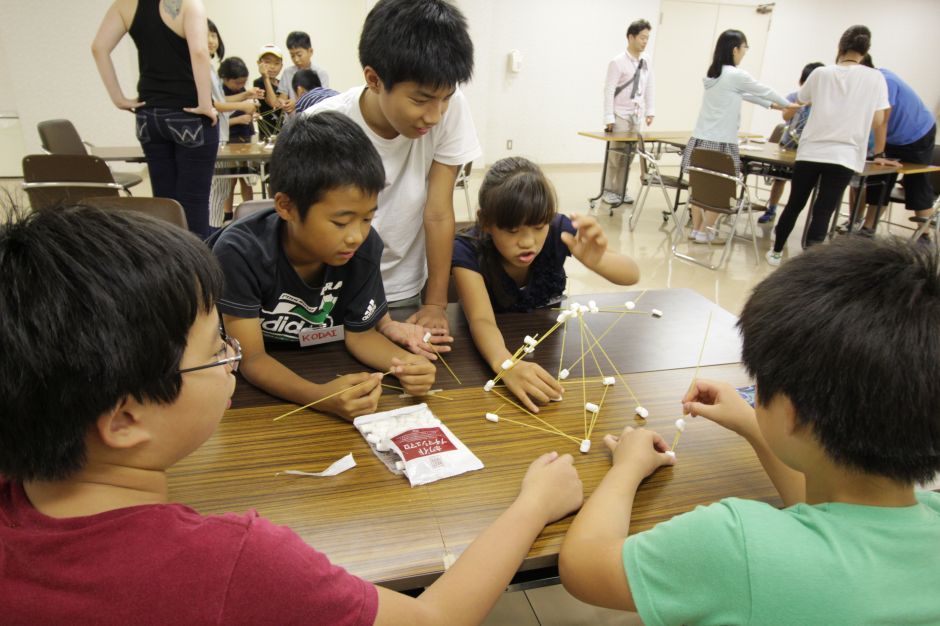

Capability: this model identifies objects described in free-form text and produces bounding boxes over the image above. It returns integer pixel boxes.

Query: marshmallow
[602,376,616,386]
[569,302,580,312]
[395,460,406,471]
[376,441,390,452]
[422,331,432,343]
[484,380,495,392]
[651,308,663,318]
[523,335,537,346]
[675,418,687,432]
[664,450,677,460]
[625,301,636,310]
[558,368,570,380]
[556,312,569,323]
[588,299,597,309]
[485,413,499,423]
[523,345,535,354]
[585,402,600,413]
[578,304,590,314]
[501,359,515,370]
[635,406,649,418]
[365,433,380,444]
[579,439,591,453]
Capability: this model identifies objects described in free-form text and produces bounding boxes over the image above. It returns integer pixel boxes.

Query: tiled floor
[4,160,932,625]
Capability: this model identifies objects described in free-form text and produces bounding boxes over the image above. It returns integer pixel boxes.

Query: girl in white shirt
[767,25,891,266]
[681,29,793,244]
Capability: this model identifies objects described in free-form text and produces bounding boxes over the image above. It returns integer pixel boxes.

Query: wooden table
[91,143,275,197]
[169,289,779,590]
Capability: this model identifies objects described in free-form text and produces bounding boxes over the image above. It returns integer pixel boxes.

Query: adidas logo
[362,299,376,321]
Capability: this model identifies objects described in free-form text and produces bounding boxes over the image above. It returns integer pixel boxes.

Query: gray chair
[22,154,123,210]
[83,196,187,230]
[233,199,275,221]
[37,119,143,194]
[629,135,688,231]
[454,162,473,221]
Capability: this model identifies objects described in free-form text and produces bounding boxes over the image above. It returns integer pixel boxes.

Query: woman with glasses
[681,29,796,245]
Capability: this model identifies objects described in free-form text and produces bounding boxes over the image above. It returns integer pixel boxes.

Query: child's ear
[94,396,152,451]
[363,66,382,93]
[779,394,800,436]
[274,192,299,222]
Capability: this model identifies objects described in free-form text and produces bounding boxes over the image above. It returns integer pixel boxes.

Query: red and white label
[392,428,457,462]
[299,325,345,347]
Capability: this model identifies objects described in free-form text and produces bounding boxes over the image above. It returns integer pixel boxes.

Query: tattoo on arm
[162,0,183,19]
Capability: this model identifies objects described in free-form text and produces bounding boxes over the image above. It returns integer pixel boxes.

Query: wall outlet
[506,139,513,150]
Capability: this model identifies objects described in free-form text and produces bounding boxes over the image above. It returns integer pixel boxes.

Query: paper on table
[276,453,356,477]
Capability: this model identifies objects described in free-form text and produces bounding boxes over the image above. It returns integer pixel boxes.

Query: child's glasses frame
[178,333,242,374]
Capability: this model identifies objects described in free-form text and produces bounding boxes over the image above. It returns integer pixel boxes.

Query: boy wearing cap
[254,44,291,140]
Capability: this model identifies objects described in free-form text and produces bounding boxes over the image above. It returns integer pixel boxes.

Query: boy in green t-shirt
[560,237,940,625]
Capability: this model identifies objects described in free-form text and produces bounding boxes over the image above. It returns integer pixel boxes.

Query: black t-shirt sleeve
[341,231,388,332]
[212,230,267,319]
[451,235,482,273]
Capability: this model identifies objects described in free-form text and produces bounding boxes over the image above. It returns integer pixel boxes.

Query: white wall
[1,0,938,168]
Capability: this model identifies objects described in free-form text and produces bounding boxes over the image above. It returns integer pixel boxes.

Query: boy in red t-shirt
[0,206,582,625]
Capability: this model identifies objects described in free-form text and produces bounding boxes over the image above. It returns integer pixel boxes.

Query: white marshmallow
[422,331,432,343]
[501,359,515,370]
[556,312,569,323]
[588,299,597,309]
[484,380,495,391]
[664,450,676,460]
[523,345,535,354]
[578,304,590,314]
[485,413,499,423]
[569,302,580,312]
[376,441,390,452]
[558,368,570,380]
[585,402,600,413]
[635,406,649,418]
[675,418,687,432]
[395,460,406,471]
[365,433,380,444]
[651,308,663,318]
[625,301,636,310]
[579,439,591,453]
[602,376,616,386]
[523,335,537,346]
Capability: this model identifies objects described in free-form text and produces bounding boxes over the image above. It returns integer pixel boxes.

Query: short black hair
[627,19,651,38]
[207,18,225,60]
[739,237,940,484]
[799,61,824,85]
[359,0,473,90]
[270,112,386,220]
[292,68,322,93]
[838,24,872,57]
[0,206,222,481]
[286,30,312,50]
[219,56,249,81]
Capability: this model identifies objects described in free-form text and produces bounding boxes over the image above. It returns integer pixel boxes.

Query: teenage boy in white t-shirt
[767,25,891,266]
[307,0,481,358]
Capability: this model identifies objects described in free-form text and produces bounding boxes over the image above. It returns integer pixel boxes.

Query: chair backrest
[768,123,785,144]
[686,149,739,214]
[234,198,275,221]
[454,161,473,189]
[22,154,121,210]
[37,119,89,156]
[82,196,188,230]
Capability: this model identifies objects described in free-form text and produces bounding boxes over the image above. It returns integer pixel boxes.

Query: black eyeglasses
[178,334,242,374]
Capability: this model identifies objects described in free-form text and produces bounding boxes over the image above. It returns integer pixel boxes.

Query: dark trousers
[773,160,854,252]
[135,108,219,239]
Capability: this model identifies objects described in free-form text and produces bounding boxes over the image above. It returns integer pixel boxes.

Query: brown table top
[90,142,274,163]
[168,362,777,590]
[738,142,940,177]
[579,130,762,143]
[231,289,743,409]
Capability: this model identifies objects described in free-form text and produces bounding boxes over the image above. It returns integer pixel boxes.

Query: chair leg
[462,182,472,222]
[628,183,649,231]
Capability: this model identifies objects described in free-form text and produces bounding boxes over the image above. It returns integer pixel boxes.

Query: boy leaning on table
[0,205,584,625]
[559,236,940,625]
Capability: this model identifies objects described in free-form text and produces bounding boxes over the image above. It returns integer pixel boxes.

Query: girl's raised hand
[561,213,608,269]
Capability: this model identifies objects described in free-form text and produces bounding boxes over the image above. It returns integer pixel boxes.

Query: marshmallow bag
[353,404,484,487]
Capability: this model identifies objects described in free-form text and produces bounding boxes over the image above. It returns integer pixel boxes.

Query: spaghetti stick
[491,389,581,442]
[579,314,588,439]
[586,383,611,439]
[565,312,626,372]
[581,322,643,408]
[273,370,392,421]
[433,348,462,384]
[671,430,682,452]
[497,415,583,445]
[492,321,563,384]
[557,320,568,380]
[689,311,714,392]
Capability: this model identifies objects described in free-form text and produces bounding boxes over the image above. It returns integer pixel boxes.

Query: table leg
[588,142,612,210]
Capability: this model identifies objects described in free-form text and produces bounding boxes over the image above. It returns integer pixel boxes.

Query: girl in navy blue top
[452,157,640,412]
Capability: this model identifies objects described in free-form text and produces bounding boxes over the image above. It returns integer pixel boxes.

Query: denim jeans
[135,108,219,239]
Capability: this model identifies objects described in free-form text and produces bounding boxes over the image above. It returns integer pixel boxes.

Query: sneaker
[693,229,726,245]
[602,191,621,204]
[857,227,875,239]
[757,206,776,224]
[765,250,783,266]
[622,193,635,204]
[688,229,700,240]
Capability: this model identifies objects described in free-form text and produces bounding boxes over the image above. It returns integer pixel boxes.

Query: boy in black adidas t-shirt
[212,112,435,420]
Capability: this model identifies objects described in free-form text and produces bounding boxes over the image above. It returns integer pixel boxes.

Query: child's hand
[319,372,383,421]
[378,319,453,361]
[502,361,564,413]
[183,104,218,126]
[561,214,608,269]
[603,425,675,478]
[114,96,146,111]
[237,100,257,114]
[282,98,296,114]
[407,304,450,337]
[682,379,758,439]
[391,356,436,396]
[517,451,583,525]
[250,87,265,99]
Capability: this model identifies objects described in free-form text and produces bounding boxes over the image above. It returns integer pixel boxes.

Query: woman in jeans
[766,25,892,266]
[93,0,218,239]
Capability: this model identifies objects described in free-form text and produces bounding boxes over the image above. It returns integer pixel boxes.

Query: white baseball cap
[257,44,284,61]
